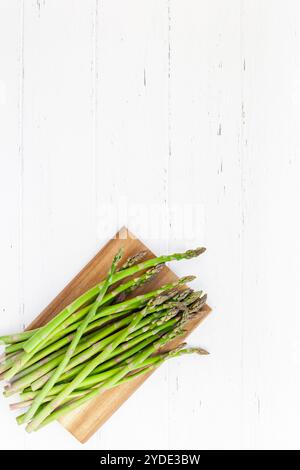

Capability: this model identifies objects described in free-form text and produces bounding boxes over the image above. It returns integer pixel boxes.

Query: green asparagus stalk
[16,343,207,427]
[8,347,69,386]
[2,276,181,382]
[26,296,182,389]
[119,251,147,270]
[4,349,77,396]
[3,288,204,396]
[7,300,134,358]
[18,354,165,403]
[10,395,76,411]
[14,348,178,411]
[22,345,206,419]
[30,316,177,392]
[18,343,187,404]
[23,248,204,353]
[6,313,172,396]
[22,249,124,424]
[25,279,192,432]
[3,319,133,395]
[0,352,23,374]
[14,288,199,394]
[0,330,33,346]
[0,246,208,434]
[41,315,178,387]
[13,344,208,411]
[2,304,93,352]
[5,329,124,395]
[0,352,9,363]
[5,262,161,358]
[16,361,163,426]
[32,273,178,357]
[25,255,150,373]
[30,328,185,431]
[16,297,181,396]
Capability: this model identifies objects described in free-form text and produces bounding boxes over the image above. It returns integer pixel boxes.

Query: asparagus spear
[8,347,69,386]
[2,277,183,382]
[6,308,177,395]
[3,288,205,396]
[5,288,203,396]
[25,278,193,431]
[3,263,163,357]
[0,246,209,434]
[25,310,175,422]
[22,249,124,424]
[119,251,147,270]
[0,352,10,363]
[29,328,187,431]
[28,289,200,374]
[5,285,187,393]
[0,305,92,349]
[6,312,146,393]
[15,342,208,426]
[1,302,100,349]
[13,355,165,410]
[0,331,33,345]
[23,248,204,354]
[0,352,23,375]
[30,313,178,392]
[13,344,208,412]
[16,361,164,426]
[18,354,164,402]
[34,316,178,390]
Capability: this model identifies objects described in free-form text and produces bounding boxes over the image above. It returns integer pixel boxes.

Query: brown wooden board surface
[28,227,211,443]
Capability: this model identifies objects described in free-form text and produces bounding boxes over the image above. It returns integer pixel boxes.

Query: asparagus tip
[165,325,185,342]
[148,285,181,308]
[180,275,196,284]
[114,247,124,264]
[177,288,193,299]
[185,247,206,259]
[186,290,202,302]
[196,347,209,355]
[149,263,165,275]
[120,250,148,270]
[188,294,207,315]
[133,250,148,261]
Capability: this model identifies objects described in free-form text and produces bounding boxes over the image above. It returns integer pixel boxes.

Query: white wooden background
[1,0,300,450]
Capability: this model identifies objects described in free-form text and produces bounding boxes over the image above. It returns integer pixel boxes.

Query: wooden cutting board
[28,227,211,443]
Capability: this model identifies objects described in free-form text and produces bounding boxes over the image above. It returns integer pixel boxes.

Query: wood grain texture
[28,227,210,443]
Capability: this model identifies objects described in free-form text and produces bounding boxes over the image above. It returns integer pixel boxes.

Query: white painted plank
[167,0,243,449]
[21,0,98,325]
[241,0,300,450]
[95,0,170,449]
[0,0,25,450]
[95,0,169,252]
[19,0,99,449]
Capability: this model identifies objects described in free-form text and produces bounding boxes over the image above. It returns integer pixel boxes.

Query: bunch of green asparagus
[0,247,208,432]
